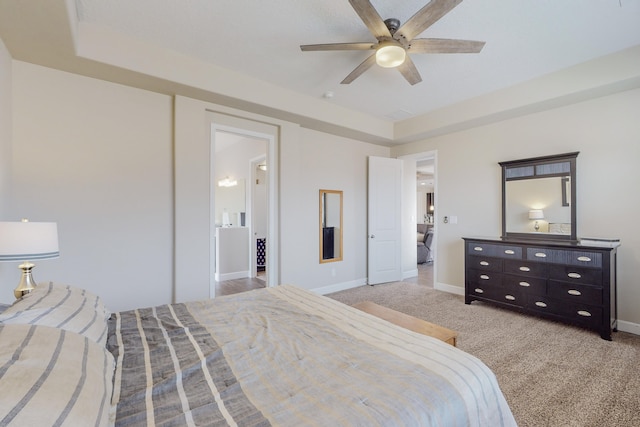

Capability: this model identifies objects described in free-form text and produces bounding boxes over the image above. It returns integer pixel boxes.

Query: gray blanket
[108,285,517,426]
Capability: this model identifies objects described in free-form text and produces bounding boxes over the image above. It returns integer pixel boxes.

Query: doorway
[399,151,437,288]
[209,115,277,298]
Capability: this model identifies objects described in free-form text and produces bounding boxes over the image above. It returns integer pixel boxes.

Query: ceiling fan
[300,0,485,85]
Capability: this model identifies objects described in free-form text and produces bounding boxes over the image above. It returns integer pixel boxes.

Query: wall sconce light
[0,219,59,299]
[528,209,545,231]
[218,177,238,187]
[257,164,267,171]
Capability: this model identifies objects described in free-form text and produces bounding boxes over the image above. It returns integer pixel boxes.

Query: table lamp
[0,219,59,299]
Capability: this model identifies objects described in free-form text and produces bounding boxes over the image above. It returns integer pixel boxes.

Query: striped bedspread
[108,285,517,426]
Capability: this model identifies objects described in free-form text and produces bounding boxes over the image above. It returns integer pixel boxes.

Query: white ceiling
[73,0,640,121]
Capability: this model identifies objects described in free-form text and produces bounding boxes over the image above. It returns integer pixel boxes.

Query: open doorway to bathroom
[212,130,267,297]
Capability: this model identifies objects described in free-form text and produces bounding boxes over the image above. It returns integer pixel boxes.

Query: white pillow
[0,283,110,347]
[0,323,115,427]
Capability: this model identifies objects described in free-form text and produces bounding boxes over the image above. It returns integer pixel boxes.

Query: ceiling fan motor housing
[384,18,401,35]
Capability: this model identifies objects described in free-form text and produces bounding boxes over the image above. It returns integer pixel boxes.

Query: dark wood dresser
[463,237,618,340]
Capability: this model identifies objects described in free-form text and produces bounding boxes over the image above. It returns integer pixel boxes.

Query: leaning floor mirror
[319,189,343,263]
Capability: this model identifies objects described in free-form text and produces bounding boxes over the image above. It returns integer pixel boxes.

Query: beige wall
[280,128,389,291]
[3,61,174,311]
[392,88,640,330]
[173,96,390,300]
[0,38,10,219]
[0,61,391,310]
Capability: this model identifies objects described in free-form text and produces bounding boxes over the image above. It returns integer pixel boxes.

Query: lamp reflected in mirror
[528,209,544,231]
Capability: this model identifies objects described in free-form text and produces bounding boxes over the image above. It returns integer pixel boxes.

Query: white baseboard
[313,278,367,295]
[403,268,418,280]
[617,320,640,336]
[215,270,250,281]
[435,282,464,296]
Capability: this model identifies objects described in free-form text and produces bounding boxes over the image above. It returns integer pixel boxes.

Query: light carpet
[328,281,640,427]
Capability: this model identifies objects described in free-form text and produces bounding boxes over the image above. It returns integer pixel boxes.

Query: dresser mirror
[319,189,343,263]
[500,152,578,241]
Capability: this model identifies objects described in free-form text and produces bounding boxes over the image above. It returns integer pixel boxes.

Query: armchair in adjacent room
[417,224,434,264]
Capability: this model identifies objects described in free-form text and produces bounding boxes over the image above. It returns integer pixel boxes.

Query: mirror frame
[319,189,343,263]
[500,152,579,242]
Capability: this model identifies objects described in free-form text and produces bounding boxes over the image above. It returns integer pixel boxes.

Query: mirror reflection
[215,178,246,227]
[319,189,343,263]
[505,176,571,234]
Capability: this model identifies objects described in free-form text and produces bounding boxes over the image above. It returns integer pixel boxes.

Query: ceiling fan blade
[395,0,463,43]
[300,42,375,52]
[348,0,392,39]
[341,53,377,84]
[397,56,423,85]
[409,38,485,53]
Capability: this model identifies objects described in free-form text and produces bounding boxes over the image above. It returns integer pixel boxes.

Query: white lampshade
[0,221,59,261]
[376,43,406,68]
[528,209,544,220]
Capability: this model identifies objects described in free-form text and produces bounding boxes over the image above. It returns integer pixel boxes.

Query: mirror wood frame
[319,189,343,263]
[500,152,579,242]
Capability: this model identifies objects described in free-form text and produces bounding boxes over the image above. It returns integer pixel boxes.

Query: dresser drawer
[468,242,522,259]
[467,255,503,272]
[469,284,523,306]
[503,274,546,295]
[467,269,501,287]
[503,259,547,278]
[525,296,603,328]
[548,265,602,286]
[548,280,603,305]
[526,248,602,268]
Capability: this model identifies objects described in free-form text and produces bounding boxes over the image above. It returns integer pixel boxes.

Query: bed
[0,282,517,426]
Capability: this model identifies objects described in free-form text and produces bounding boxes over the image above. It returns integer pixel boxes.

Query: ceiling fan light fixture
[375,43,406,68]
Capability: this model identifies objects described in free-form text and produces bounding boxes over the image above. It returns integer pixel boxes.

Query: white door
[368,156,403,284]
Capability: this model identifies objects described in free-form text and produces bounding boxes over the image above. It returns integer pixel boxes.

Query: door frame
[249,154,267,279]
[209,122,276,298]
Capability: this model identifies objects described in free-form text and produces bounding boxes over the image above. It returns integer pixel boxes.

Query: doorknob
[370,234,375,239]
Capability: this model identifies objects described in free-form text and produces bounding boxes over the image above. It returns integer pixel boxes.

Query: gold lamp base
[14,261,37,299]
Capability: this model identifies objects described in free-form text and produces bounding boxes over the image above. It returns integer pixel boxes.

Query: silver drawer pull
[504,249,515,255]
[577,310,592,317]
[567,272,582,279]
[505,295,516,301]
[473,246,483,252]
[480,261,489,266]
[480,274,490,280]
[474,288,484,293]
[534,252,547,258]
[519,266,531,272]
[519,281,531,287]
[577,256,591,262]
[535,301,547,308]
[567,289,582,296]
